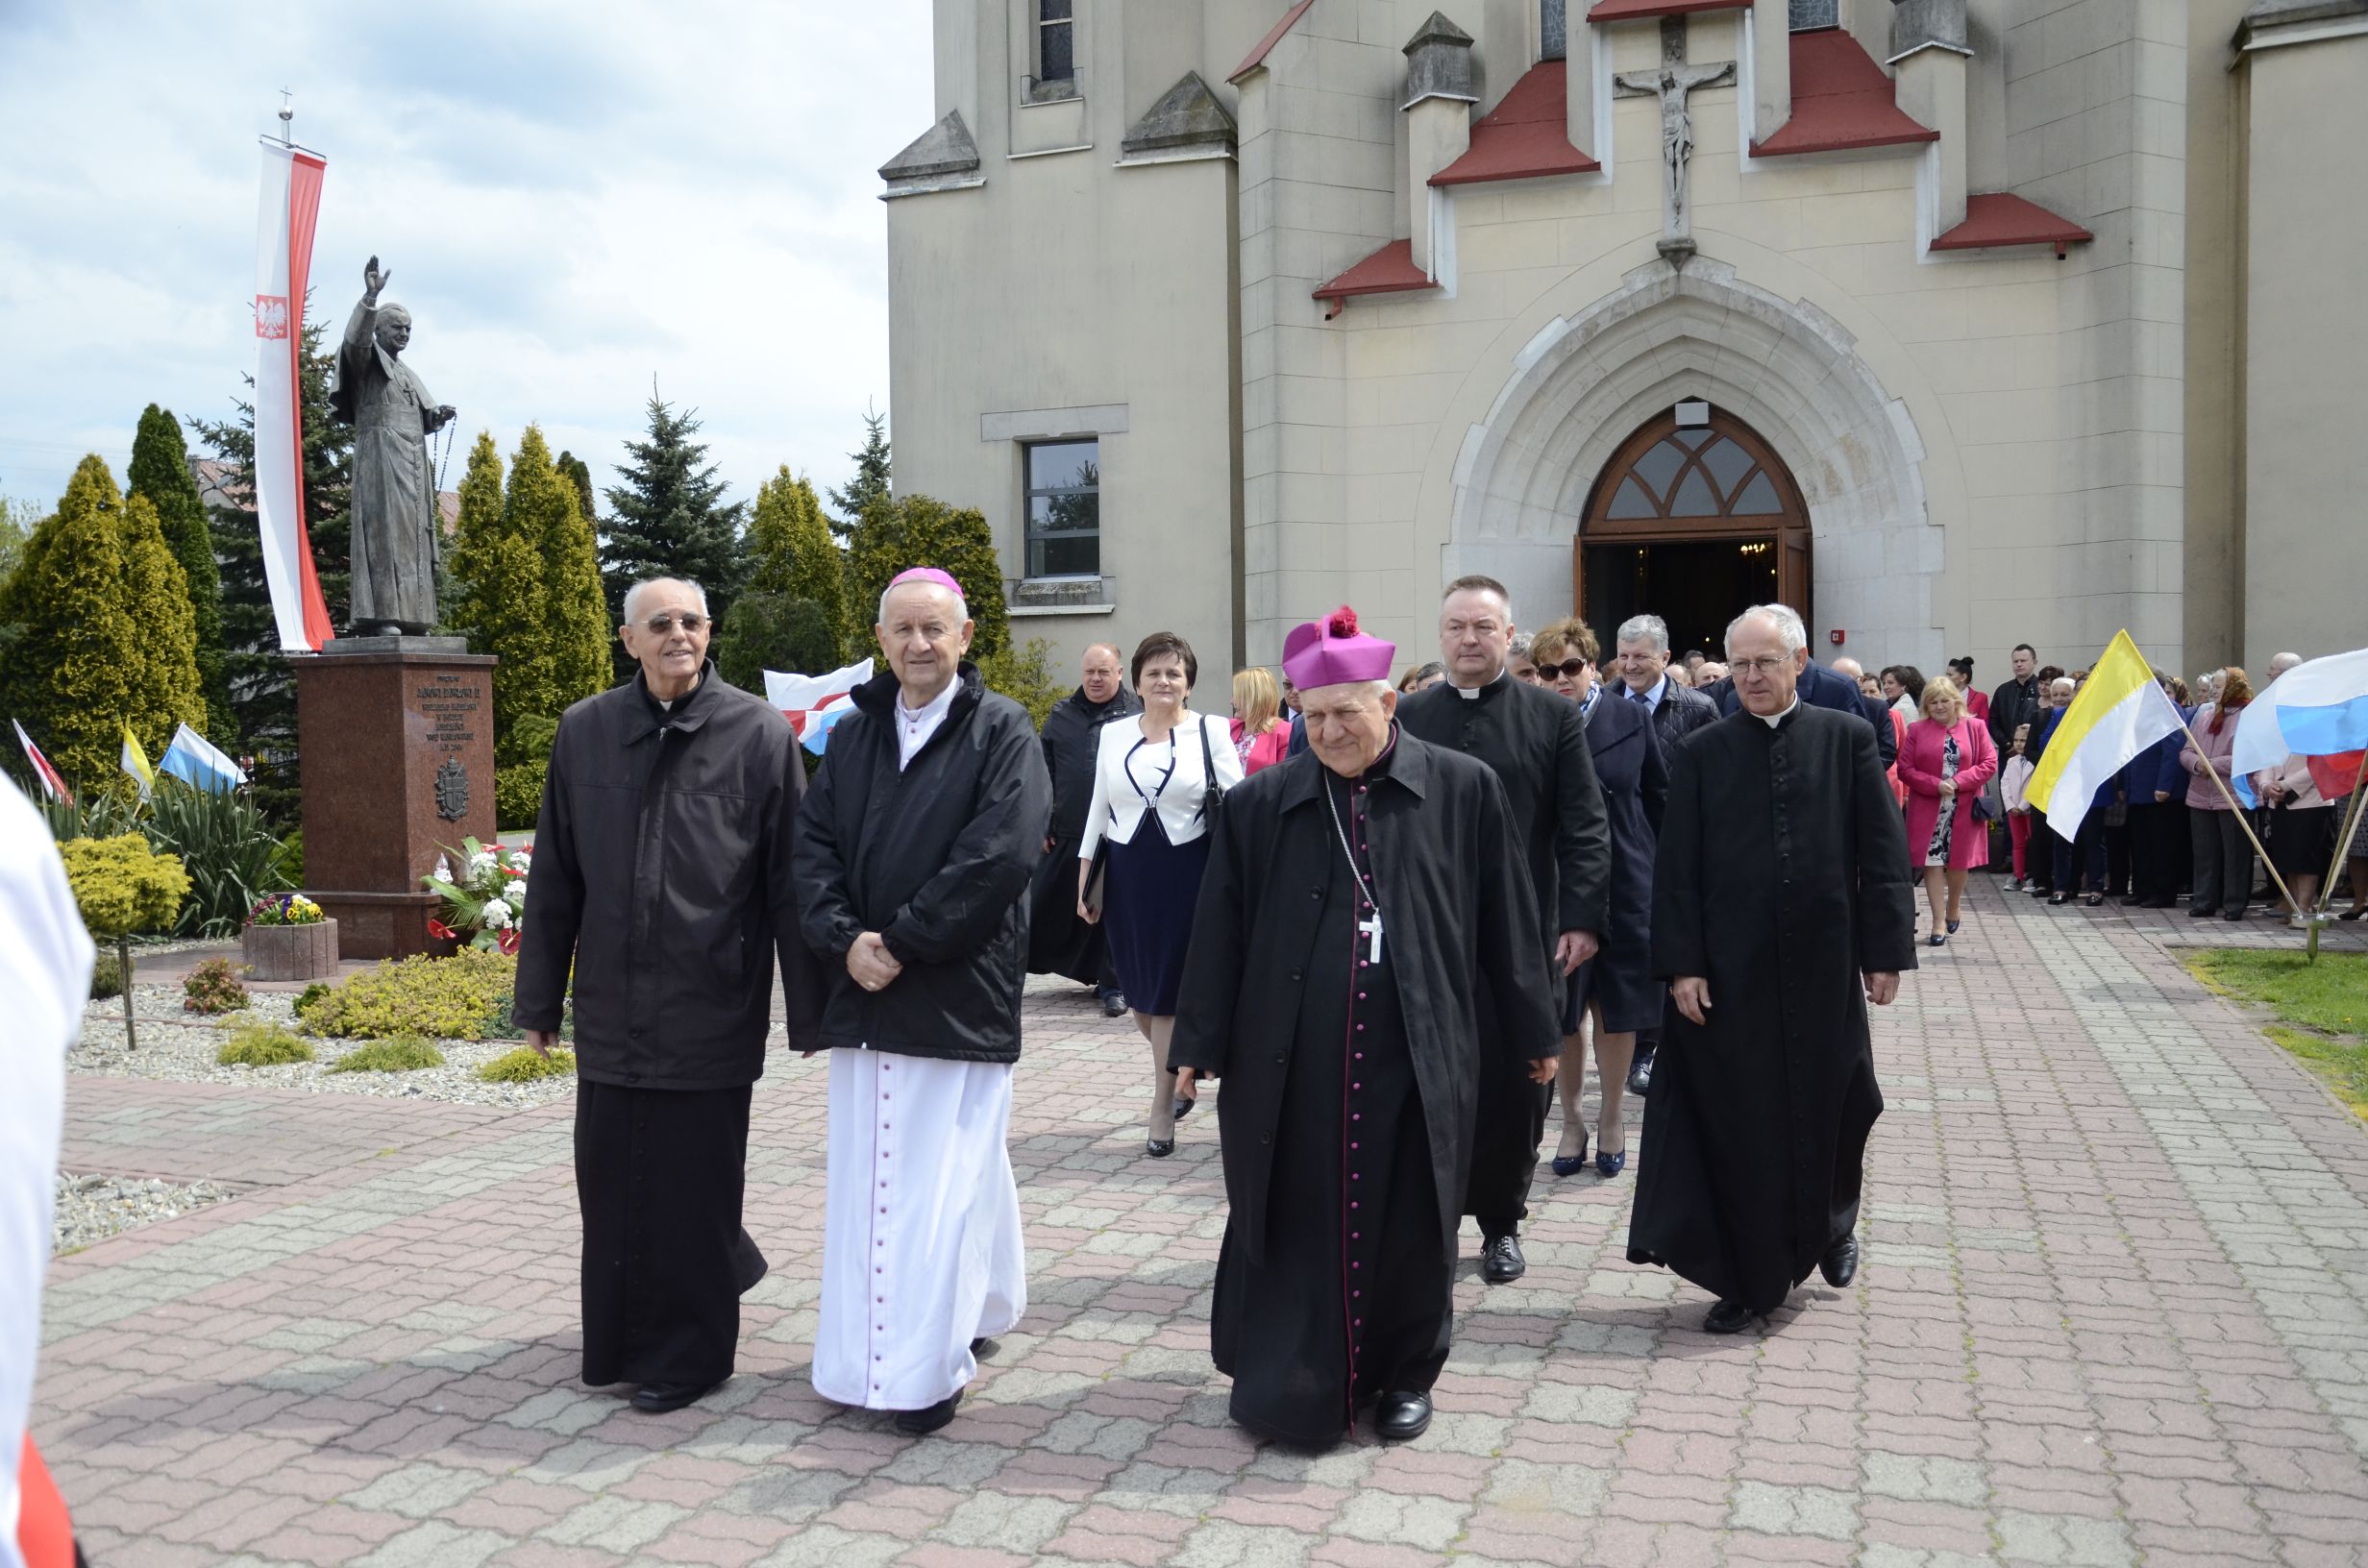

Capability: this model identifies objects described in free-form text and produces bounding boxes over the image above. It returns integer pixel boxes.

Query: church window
[1024,439,1099,578]
[1788,0,1839,28]
[1594,431,1788,521]
[1541,0,1567,61]
[1039,0,1075,86]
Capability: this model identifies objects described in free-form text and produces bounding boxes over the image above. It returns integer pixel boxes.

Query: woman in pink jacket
[2181,667,2254,919]
[1898,676,1998,945]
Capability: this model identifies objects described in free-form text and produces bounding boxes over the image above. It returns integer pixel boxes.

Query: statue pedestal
[293,637,499,961]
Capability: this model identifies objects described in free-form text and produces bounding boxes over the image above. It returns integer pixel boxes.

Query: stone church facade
[881,0,2365,680]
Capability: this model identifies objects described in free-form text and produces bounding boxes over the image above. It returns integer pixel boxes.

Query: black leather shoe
[1626,1048,1655,1096]
[1100,990,1129,1017]
[1819,1233,1861,1288]
[970,1336,992,1358]
[631,1378,723,1413]
[1480,1234,1526,1284]
[1373,1390,1432,1442]
[1702,1299,1761,1335]
[1172,1095,1194,1121]
[1145,1138,1175,1158]
[894,1391,960,1434]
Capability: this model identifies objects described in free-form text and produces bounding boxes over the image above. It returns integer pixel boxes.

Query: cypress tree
[538,438,614,713]
[447,432,543,763]
[555,450,599,526]
[845,493,1010,659]
[748,466,850,660]
[126,404,234,741]
[118,490,207,750]
[0,458,151,789]
[600,395,746,677]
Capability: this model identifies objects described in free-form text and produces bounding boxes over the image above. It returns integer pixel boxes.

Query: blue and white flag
[2231,647,2368,803]
[766,660,874,756]
[158,723,248,794]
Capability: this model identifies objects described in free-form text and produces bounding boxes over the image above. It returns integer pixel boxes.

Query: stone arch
[1446,257,1939,663]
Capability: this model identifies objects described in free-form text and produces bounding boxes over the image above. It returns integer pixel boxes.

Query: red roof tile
[1931,191,2094,256]
[1750,28,1938,158]
[1588,0,1742,19]
[1231,0,1319,83]
[1430,60,1600,186]
[1312,238,1436,315]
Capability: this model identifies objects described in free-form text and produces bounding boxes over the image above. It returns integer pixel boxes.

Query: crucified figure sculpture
[1616,16,1735,266]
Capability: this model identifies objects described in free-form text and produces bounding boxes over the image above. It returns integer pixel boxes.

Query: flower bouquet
[247,892,326,926]
[423,837,533,955]
[241,891,339,980]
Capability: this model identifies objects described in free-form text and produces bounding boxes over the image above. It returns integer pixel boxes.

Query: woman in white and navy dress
[1078,632,1246,1157]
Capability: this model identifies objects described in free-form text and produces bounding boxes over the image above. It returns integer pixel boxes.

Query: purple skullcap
[1282,605,1396,692]
[887,567,965,600]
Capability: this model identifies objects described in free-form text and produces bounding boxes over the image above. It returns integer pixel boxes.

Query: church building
[879,0,2366,679]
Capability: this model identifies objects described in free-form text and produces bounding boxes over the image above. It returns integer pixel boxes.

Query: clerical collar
[1322,723,1401,784]
[1754,698,1801,728]
[645,668,702,717]
[900,677,958,728]
[1452,669,1506,700]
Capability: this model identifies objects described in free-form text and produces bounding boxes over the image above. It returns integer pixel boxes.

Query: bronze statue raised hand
[363,254,390,304]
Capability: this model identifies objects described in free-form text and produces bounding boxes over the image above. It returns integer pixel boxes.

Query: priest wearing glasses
[1171,607,1560,1447]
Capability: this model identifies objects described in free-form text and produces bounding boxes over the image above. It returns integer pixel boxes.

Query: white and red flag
[254,138,334,651]
[765,660,875,755]
[12,719,71,804]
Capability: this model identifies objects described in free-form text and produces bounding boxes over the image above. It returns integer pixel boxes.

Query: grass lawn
[2181,948,2368,1119]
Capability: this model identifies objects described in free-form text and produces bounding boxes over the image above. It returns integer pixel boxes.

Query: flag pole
[2168,707,2302,921]
[2308,752,2368,963]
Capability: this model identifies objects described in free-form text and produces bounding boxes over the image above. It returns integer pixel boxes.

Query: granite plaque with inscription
[293,637,500,959]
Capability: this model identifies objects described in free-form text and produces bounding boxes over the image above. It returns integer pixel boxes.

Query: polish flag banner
[765,660,875,755]
[254,139,334,651]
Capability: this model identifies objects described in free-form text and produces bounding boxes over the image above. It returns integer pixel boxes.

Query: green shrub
[292,981,331,1021]
[480,989,573,1042]
[89,950,125,1000]
[978,636,1064,728]
[143,777,292,937]
[182,956,249,1014]
[299,948,516,1040]
[329,1034,446,1073]
[479,1044,576,1082]
[495,761,548,831]
[59,834,189,938]
[715,591,842,694]
[216,1019,314,1066]
[271,829,304,888]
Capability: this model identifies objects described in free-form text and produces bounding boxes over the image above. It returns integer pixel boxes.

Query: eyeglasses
[1545,658,1591,679]
[640,613,707,635]
[1731,655,1793,676]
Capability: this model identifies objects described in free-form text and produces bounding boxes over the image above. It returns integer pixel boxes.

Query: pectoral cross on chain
[1615,14,1734,266]
[1359,910,1385,965]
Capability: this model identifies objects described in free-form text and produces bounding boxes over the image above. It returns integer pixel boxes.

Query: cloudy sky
[0,1,934,519]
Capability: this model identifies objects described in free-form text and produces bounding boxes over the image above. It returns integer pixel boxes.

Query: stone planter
[241,919,341,982]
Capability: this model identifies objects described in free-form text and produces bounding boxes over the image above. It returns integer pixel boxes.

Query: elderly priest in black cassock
[1627,603,1916,1335]
[1172,607,1561,1447]
[515,576,819,1413]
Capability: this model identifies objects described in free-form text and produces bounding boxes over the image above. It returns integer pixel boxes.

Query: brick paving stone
[27,894,2368,1563]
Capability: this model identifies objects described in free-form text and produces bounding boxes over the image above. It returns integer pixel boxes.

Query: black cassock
[1397,676,1609,1234]
[1172,730,1557,1444]
[1627,704,1916,1312]
[1026,683,1140,983]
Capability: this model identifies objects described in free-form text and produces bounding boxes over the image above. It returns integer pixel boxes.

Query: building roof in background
[191,456,458,534]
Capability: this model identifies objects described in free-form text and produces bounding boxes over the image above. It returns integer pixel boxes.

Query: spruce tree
[748,466,850,660]
[845,493,1010,659]
[127,404,234,741]
[826,404,892,542]
[0,458,155,788]
[600,395,746,676]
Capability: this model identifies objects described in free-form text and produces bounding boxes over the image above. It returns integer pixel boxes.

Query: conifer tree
[845,493,1010,660]
[600,395,746,677]
[555,450,599,526]
[117,490,207,749]
[127,404,234,740]
[0,458,162,788]
[538,440,614,713]
[826,404,892,543]
[748,466,850,660]
[447,432,543,761]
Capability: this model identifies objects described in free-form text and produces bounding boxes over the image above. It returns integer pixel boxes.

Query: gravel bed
[70,986,580,1111]
[53,1171,236,1255]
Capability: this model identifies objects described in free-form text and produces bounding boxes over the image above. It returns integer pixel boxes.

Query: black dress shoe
[1373,1390,1432,1441]
[2048,893,2069,906]
[1819,1233,1861,1288]
[1172,1095,1195,1120]
[1626,1048,1655,1096]
[970,1336,992,1357]
[1480,1234,1526,1284]
[1145,1138,1175,1158]
[631,1378,723,1413]
[894,1390,961,1435]
[1702,1299,1761,1335]
[1100,991,1129,1017]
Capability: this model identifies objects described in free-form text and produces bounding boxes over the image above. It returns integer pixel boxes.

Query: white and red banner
[765,660,874,755]
[254,139,334,651]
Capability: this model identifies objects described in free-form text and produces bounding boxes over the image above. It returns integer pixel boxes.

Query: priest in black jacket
[1026,643,1138,1013]
[1172,607,1559,1447]
[1396,576,1609,1285]
[1627,603,1915,1335]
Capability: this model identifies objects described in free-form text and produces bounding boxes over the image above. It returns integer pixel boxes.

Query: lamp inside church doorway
[1573,404,1812,659]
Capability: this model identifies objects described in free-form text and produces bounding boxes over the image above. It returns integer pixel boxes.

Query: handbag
[1196,714,1224,822]
[1083,837,1110,919]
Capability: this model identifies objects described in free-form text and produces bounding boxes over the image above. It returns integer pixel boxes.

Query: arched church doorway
[1573,407,1811,657]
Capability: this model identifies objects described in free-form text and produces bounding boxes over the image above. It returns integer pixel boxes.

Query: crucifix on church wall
[1615,15,1735,266]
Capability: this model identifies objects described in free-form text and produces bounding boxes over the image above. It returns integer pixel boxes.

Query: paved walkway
[34,882,2368,1567]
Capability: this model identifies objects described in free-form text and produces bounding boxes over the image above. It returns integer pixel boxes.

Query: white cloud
[0,0,933,520]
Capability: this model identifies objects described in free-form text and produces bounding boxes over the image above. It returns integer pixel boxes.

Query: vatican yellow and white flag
[2026,630,2183,842]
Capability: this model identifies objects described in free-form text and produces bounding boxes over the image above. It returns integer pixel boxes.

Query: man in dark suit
[1712,654,1896,769]
[1609,614,1714,1095]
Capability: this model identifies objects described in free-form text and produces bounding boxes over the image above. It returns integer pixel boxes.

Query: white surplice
[813,1047,1025,1410]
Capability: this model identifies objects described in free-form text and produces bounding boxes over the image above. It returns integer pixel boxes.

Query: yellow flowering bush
[297,948,517,1041]
[59,833,189,938]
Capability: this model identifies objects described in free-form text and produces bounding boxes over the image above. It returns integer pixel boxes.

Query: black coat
[1989,674,2043,754]
[1170,733,1561,1262]
[1583,691,1667,941]
[1028,684,1140,981]
[1645,679,1719,752]
[1395,674,1613,946]
[1627,705,1917,1311]
[515,663,819,1091]
[793,663,1052,1064]
[1714,661,1897,768]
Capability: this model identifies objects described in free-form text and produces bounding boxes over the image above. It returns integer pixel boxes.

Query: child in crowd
[2000,723,2035,890]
